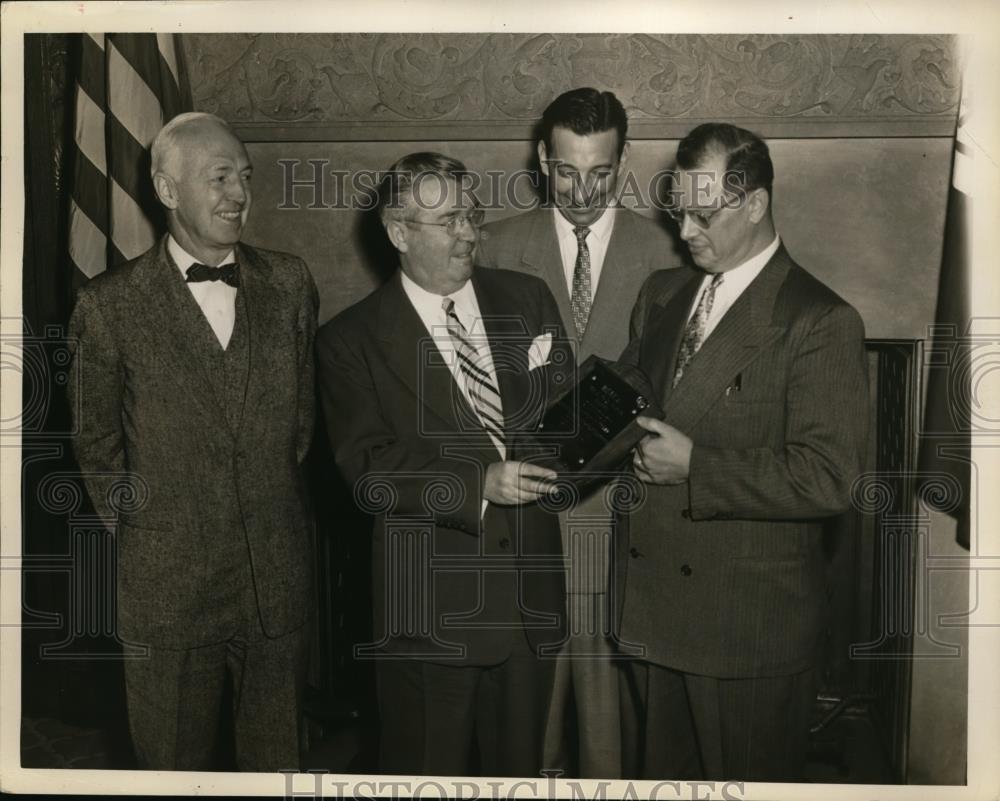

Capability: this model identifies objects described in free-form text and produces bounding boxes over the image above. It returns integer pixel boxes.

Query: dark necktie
[570,225,592,339]
[672,273,724,388]
[186,262,240,288]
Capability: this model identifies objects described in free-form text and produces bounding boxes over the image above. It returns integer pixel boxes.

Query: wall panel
[243,137,950,338]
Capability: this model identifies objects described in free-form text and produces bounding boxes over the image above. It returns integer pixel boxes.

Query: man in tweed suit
[317,152,571,776]
[68,112,318,771]
[617,123,869,780]
[476,87,679,779]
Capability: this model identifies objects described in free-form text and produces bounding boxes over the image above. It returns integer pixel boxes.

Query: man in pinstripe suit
[616,123,869,780]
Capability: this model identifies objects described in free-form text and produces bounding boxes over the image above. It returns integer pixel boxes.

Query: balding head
[149,111,253,266]
[150,112,238,181]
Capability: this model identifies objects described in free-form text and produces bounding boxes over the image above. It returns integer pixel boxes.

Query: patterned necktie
[672,273,724,388]
[442,298,506,446]
[570,225,592,339]
[186,262,240,287]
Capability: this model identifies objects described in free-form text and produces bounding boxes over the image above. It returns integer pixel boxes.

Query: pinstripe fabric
[617,246,870,678]
[614,246,869,780]
[69,33,191,279]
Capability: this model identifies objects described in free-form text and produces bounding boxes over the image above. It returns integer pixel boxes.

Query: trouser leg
[123,641,227,770]
[228,622,308,772]
[568,592,621,779]
[477,632,555,778]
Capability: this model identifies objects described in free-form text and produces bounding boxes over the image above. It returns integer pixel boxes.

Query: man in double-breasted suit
[618,123,869,781]
[316,152,572,777]
[68,113,318,771]
[476,88,679,778]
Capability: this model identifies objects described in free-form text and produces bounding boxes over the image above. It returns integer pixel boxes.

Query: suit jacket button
[680,564,692,576]
[499,538,510,549]
[681,509,690,519]
[629,547,641,558]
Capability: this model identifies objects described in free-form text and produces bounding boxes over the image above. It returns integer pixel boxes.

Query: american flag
[919,86,972,550]
[68,33,192,279]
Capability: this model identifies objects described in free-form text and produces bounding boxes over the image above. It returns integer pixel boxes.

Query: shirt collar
[551,203,617,244]
[399,270,479,331]
[715,234,781,294]
[167,234,236,275]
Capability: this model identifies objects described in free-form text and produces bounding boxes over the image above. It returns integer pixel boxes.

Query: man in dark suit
[316,152,572,777]
[476,87,679,778]
[618,123,869,781]
[68,112,318,771]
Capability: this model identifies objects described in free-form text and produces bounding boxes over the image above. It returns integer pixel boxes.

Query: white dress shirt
[168,235,238,349]
[400,271,506,461]
[688,235,782,340]
[552,205,617,301]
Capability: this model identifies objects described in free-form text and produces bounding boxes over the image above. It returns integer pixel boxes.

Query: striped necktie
[442,298,506,447]
[570,225,592,338]
[672,272,724,388]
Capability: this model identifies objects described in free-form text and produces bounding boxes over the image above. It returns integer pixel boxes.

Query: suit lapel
[130,239,227,415]
[584,207,630,349]
[235,243,279,438]
[520,209,574,338]
[472,272,531,434]
[376,272,476,431]
[639,271,703,406]
[663,248,792,433]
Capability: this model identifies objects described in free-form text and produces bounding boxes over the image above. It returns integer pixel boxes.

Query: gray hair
[149,111,235,179]
[375,151,473,225]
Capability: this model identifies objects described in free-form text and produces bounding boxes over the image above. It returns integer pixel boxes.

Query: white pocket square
[528,333,553,371]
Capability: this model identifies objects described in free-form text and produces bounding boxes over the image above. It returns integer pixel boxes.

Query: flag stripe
[111,33,183,119]
[156,35,185,117]
[78,33,106,108]
[72,150,110,230]
[110,241,130,269]
[107,114,152,211]
[68,32,192,278]
[74,87,107,176]
[110,178,157,260]
[156,33,180,88]
[107,39,166,149]
[68,200,108,279]
[108,34,165,93]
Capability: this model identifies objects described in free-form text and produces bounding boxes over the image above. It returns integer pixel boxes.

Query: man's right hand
[484,461,559,505]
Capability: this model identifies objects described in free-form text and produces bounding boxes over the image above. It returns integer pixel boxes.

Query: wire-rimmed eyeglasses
[407,207,485,237]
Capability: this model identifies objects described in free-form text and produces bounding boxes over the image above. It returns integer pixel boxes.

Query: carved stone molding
[183,33,959,140]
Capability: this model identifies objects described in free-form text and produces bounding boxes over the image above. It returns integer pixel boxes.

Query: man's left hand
[632,416,693,485]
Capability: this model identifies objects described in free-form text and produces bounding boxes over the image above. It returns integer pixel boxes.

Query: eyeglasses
[667,187,753,230]
[407,208,485,237]
[665,206,724,230]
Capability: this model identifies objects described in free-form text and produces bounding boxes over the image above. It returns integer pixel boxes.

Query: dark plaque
[524,356,663,487]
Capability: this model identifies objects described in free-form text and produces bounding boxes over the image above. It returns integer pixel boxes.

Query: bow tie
[186,262,240,287]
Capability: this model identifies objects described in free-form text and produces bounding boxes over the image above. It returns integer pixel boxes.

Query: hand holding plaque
[522,356,664,490]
